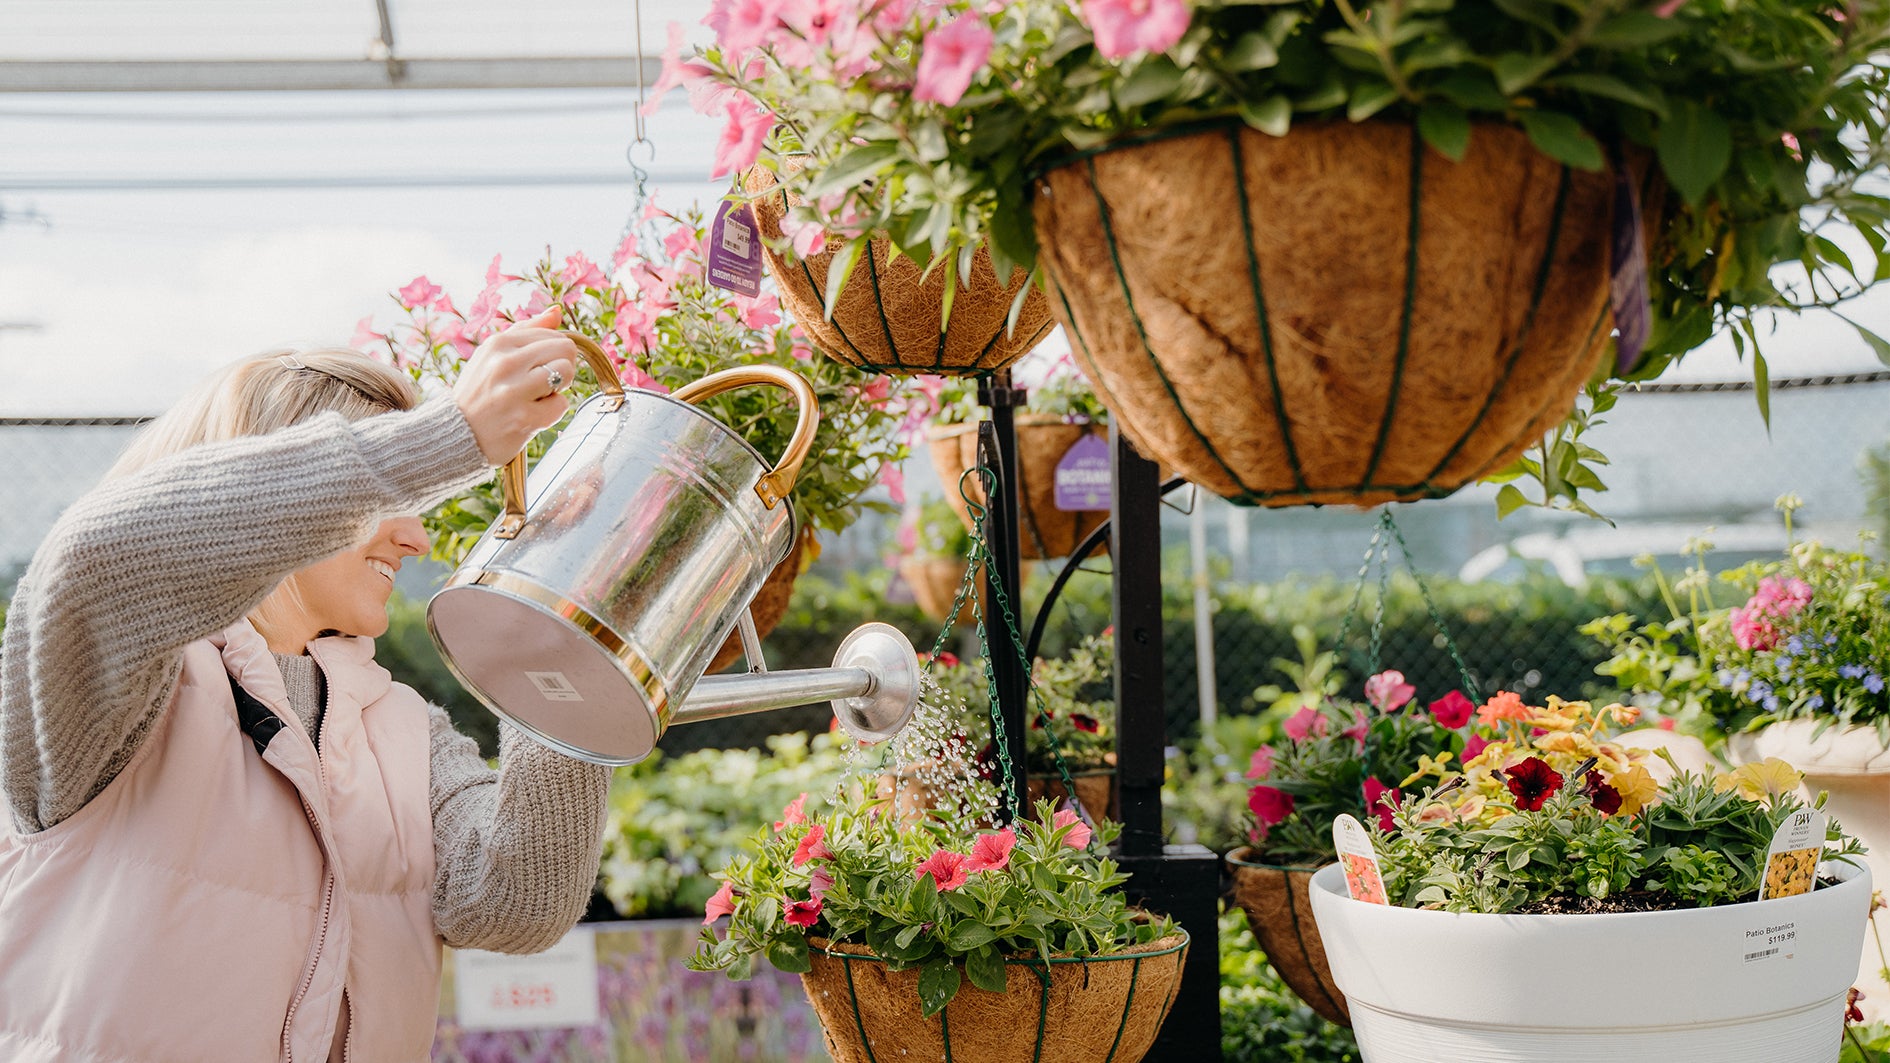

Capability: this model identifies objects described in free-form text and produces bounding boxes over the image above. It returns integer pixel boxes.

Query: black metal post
[1108,422,1222,1061]
[977,373,1030,825]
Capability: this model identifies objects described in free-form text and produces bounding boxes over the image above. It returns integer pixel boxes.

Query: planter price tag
[706,199,764,298]
[1053,433,1111,512]
[1758,809,1826,902]
[1333,814,1389,905]
[455,926,601,1030]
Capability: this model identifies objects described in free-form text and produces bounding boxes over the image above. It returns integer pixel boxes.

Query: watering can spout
[673,622,919,742]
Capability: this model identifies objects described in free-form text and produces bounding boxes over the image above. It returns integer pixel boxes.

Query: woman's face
[290,516,430,643]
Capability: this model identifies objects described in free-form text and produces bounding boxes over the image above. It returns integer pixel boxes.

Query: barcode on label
[1744,948,1780,963]
[525,671,583,702]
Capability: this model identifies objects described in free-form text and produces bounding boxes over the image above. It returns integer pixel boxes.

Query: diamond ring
[544,365,565,391]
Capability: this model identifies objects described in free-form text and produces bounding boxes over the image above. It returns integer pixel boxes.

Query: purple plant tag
[1053,433,1111,512]
[1610,163,1650,373]
[706,199,763,298]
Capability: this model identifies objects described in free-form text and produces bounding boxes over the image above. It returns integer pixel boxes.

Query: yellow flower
[1608,703,1642,727]
[1530,712,1579,732]
[1534,731,1599,759]
[1610,764,1658,816]
[1713,758,1804,803]
[1400,751,1454,788]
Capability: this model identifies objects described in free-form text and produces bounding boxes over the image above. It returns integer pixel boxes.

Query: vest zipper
[281,793,337,1063]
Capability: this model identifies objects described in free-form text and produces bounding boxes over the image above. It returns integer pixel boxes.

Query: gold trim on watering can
[494,330,624,540]
[448,567,673,725]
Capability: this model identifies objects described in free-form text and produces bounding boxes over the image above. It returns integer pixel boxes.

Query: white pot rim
[1731,719,1890,775]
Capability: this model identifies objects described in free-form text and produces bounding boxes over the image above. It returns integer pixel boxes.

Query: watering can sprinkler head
[667,621,920,743]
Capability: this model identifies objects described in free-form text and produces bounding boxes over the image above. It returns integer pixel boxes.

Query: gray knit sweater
[0,397,612,954]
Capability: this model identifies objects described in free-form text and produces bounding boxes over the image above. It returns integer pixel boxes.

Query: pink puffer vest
[0,622,440,1063]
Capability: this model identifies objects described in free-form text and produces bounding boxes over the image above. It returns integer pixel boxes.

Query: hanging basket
[898,554,982,622]
[802,932,1189,1063]
[744,168,1056,376]
[707,526,815,673]
[1032,120,1628,508]
[928,417,1108,560]
[1027,767,1117,821]
[1225,848,1349,1027]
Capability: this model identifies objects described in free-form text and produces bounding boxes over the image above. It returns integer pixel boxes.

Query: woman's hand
[452,306,579,464]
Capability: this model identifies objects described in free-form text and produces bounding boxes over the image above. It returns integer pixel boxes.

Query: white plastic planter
[1309,859,1871,1063]
[1735,720,1890,1021]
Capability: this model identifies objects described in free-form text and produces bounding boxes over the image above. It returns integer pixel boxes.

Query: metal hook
[957,465,995,526]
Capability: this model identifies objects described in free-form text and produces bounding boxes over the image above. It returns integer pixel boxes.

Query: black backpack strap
[228,674,287,756]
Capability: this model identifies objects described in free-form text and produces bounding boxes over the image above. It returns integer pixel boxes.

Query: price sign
[454,927,600,1031]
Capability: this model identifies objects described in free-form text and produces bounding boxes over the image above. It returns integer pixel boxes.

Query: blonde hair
[107,348,421,644]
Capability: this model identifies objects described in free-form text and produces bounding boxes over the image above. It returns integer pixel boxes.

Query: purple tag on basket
[706,199,763,298]
[1610,163,1650,373]
[1053,433,1112,512]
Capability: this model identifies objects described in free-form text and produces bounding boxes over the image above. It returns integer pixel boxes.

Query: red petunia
[965,828,1016,872]
[775,793,808,831]
[784,897,823,928]
[1506,757,1565,812]
[1070,713,1101,734]
[1052,808,1094,849]
[1247,785,1295,828]
[792,824,832,866]
[1362,778,1402,831]
[915,849,969,891]
[703,882,738,925]
[1582,770,1623,815]
[1429,690,1475,729]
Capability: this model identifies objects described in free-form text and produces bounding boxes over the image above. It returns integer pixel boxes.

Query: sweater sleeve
[428,707,612,954]
[0,398,492,834]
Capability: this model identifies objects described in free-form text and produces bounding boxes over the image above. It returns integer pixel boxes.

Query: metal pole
[978,373,1030,825]
[1190,499,1218,728]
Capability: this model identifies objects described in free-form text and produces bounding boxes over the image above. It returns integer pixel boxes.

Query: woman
[0,306,610,1062]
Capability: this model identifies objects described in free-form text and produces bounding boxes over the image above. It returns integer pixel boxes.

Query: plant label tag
[455,927,600,1030]
[1758,808,1825,901]
[1052,433,1111,512]
[1333,813,1389,905]
[706,199,763,298]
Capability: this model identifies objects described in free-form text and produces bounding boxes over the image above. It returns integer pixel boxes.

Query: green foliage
[930,630,1119,773]
[1867,440,1890,552]
[1843,1023,1890,1062]
[908,497,973,559]
[368,204,913,563]
[689,798,1175,1015]
[1218,907,1360,1063]
[1165,715,1277,853]
[598,732,851,918]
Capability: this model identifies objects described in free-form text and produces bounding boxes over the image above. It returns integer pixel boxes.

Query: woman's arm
[0,399,491,833]
[427,708,612,953]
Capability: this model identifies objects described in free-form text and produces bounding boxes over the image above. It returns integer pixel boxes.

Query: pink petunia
[397,275,443,310]
[1080,0,1191,60]
[1363,670,1415,713]
[711,101,775,180]
[703,881,738,924]
[775,793,808,830]
[1429,690,1474,729]
[705,0,785,54]
[792,824,833,866]
[1461,732,1491,763]
[642,22,715,116]
[1730,606,1780,652]
[560,251,606,291]
[350,316,385,350]
[1283,706,1328,742]
[1244,744,1275,780]
[739,292,781,330]
[879,463,906,505]
[783,215,827,257]
[1341,707,1369,750]
[1247,785,1294,828]
[809,866,836,900]
[784,896,823,927]
[965,828,1016,872]
[1363,778,1402,832]
[1051,808,1093,849]
[915,849,969,891]
[913,15,993,107]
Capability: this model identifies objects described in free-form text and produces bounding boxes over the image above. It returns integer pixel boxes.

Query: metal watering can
[427,332,918,766]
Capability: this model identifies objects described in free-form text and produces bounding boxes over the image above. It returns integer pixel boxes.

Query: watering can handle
[494,330,624,539]
[670,365,820,510]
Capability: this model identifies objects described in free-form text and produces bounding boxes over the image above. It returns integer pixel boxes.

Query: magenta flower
[1364,670,1416,713]
[966,828,1017,872]
[710,99,776,180]
[1505,757,1564,812]
[1730,606,1780,651]
[1461,732,1491,763]
[705,0,785,54]
[1247,785,1294,829]
[397,275,442,310]
[1429,690,1474,729]
[1080,0,1190,59]
[703,882,738,924]
[1341,707,1369,750]
[791,824,833,866]
[1051,808,1094,849]
[913,15,993,106]
[878,463,906,505]
[784,896,823,928]
[775,793,808,831]
[1244,744,1275,780]
[915,849,970,891]
[1363,778,1402,831]
[1283,706,1327,742]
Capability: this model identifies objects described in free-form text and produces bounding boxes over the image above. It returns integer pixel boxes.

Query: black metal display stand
[975,373,1223,1061]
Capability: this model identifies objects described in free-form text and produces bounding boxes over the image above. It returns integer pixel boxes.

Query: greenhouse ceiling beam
[0,57,666,93]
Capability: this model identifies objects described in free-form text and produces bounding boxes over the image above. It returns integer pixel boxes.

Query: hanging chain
[1382,513,1482,699]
